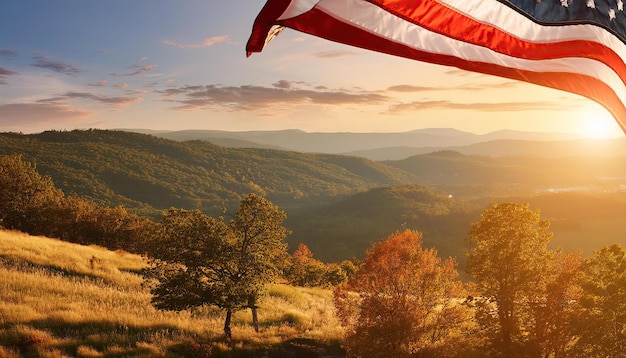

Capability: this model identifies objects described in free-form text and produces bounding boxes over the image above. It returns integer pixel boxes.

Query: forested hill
[0,130,417,217]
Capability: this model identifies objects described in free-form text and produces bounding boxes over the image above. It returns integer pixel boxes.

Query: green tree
[466,202,554,356]
[229,193,289,332]
[0,155,63,232]
[335,230,478,357]
[573,244,626,357]
[147,194,288,339]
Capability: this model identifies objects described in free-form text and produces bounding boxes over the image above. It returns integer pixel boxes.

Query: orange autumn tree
[334,229,479,358]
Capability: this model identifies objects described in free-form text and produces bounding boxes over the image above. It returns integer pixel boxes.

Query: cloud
[0,103,92,130]
[88,80,107,87]
[0,66,18,85]
[115,83,129,89]
[31,55,80,76]
[159,83,390,111]
[61,91,143,107]
[113,64,157,77]
[387,100,573,114]
[387,85,442,92]
[162,35,230,49]
[311,50,358,58]
[387,81,521,92]
[273,80,292,89]
[0,49,18,57]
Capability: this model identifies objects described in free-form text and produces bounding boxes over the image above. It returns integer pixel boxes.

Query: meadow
[0,230,344,357]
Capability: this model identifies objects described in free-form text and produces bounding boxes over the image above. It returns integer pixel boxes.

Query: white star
[586,0,595,8]
[610,8,616,20]
[560,0,568,7]
[619,0,624,12]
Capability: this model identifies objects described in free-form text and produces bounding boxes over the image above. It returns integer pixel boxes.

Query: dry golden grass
[0,230,344,357]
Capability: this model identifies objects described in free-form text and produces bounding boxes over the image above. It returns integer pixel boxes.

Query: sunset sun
[579,109,623,139]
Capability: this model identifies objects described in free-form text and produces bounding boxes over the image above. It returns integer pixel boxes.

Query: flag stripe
[374,0,626,85]
[448,0,626,53]
[247,0,626,132]
[277,4,626,123]
[304,1,626,103]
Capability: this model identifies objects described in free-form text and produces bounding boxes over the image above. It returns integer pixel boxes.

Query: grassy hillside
[0,130,416,217]
[0,230,344,357]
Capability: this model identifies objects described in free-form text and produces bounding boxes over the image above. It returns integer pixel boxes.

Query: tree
[529,250,583,358]
[286,243,333,287]
[334,230,478,357]
[229,193,289,332]
[465,202,554,356]
[573,244,626,357]
[147,194,289,339]
[0,155,63,232]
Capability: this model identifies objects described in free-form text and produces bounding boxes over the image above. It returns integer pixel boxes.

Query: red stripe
[368,0,626,86]
[280,8,626,132]
[246,0,292,56]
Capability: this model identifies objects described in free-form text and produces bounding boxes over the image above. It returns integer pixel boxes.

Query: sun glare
[579,109,623,139]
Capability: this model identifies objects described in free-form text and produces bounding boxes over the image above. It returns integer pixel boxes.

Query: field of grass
[0,230,344,357]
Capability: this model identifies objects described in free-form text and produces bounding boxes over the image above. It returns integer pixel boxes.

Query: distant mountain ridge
[125,128,583,159]
[347,138,626,160]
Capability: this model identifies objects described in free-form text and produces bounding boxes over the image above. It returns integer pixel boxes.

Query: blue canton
[501,0,626,42]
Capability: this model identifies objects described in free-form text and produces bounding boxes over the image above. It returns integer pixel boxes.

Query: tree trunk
[224,309,232,340]
[498,297,515,355]
[249,296,259,332]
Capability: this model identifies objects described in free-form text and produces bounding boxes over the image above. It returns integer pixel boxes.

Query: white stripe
[279,0,320,20]
[441,0,626,66]
[314,0,626,105]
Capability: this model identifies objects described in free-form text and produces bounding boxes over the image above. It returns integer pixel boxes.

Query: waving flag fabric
[246,0,626,133]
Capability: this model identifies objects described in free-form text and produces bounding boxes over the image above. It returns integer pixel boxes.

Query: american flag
[246,0,626,133]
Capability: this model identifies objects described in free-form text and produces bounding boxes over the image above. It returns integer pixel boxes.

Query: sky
[0,0,624,138]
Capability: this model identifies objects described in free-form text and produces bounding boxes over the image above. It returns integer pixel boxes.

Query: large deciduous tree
[334,230,478,358]
[0,154,63,232]
[465,202,554,356]
[147,194,288,339]
[573,244,626,357]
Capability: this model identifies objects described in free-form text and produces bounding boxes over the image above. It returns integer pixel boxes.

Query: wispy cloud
[387,85,442,92]
[88,80,107,87]
[387,100,573,114]
[115,83,129,89]
[31,56,80,76]
[61,91,143,107]
[112,64,157,77]
[0,49,19,58]
[158,81,390,111]
[162,35,230,49]
[0,66,18,85]
[387,81,521,92]
[0,102,92,130]
[311,50,358,58]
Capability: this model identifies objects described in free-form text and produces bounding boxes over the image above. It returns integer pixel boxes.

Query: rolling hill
[2,129,626,263]
[0,130,417,217]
